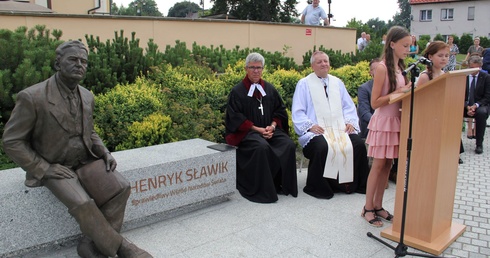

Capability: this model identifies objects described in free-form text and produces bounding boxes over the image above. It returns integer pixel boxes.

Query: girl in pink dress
[362,26,412,227]
[417,41,449,85]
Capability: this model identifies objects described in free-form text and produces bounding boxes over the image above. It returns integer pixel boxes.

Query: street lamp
[135,0,146,16]
[327,0,333,25]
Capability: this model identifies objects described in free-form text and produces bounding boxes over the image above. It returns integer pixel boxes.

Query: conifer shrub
[84,30,148,95]
[459,34,474,55]
[0,25,62,122]
[302,46,356,69]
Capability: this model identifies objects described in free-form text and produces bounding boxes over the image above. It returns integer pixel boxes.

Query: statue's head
[54,40,88,83]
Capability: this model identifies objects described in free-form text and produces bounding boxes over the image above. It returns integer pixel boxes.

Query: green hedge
[94,78,165,151]
[0,25,62,122]
[0,25,419,169]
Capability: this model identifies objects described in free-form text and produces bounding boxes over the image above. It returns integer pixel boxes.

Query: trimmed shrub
[459,34,474,55]
[149,63,226,143]
[94,77,164,151]
[264,68,303,108]
[330,61,371,99]
[116,113,172,151]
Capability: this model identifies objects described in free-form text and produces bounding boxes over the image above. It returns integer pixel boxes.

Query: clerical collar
[242,76,266,98]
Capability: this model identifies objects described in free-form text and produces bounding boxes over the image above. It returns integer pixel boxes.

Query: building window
[441,8,453,21]
[468,7,475,20]
[420,10,432,21]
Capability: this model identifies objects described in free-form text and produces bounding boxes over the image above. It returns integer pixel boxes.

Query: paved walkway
[28,130,489,258]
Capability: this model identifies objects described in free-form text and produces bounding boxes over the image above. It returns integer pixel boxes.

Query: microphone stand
[366,60,441,258]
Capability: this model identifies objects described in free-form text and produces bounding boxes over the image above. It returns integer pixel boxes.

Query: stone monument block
[0,139,236,257]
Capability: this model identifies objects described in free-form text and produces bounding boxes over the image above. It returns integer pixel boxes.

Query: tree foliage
[209,0,298,22]
[391,0,410,29]
[111,0,162,16]
[168,1,202,17]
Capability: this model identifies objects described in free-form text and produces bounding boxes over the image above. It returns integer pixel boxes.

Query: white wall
[410,0,490,39]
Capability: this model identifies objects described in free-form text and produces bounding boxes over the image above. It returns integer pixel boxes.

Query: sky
[112,0,400,27]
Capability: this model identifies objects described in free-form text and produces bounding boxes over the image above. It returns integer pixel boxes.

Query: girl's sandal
[375,207,394,222]
[361,206,383,227]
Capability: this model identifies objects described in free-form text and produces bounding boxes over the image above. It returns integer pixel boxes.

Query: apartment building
[410,0,490,39]
[25,0,110,14]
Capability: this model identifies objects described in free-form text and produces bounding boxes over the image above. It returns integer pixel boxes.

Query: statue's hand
[45,164,76,179]
[103,153,117,172]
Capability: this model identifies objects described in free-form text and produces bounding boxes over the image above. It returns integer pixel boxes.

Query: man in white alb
[292,51,369,199]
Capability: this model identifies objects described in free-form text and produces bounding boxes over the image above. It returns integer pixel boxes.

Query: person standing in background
[464,37,484,63]
[357,32,367,51]
[444,35,459,72]
[359,34,371,51]
[301,0,329,26]
[409,35,419,59]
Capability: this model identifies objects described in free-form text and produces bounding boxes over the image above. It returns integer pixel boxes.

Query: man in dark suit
[465,55,490,154]
[357,58,380,139]
[2,41,152,258]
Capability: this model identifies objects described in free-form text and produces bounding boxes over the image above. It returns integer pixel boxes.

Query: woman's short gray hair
[245,52,265,67]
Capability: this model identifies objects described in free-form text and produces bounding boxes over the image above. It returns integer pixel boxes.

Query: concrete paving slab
[23,127,490,258]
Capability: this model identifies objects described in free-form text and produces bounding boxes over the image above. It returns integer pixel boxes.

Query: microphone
[418,56,433,67]
[402,56,433,75]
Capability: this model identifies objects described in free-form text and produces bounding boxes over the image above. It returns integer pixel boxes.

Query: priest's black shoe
[475,146,483,154]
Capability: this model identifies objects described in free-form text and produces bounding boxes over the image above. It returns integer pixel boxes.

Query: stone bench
[0,138,236,257]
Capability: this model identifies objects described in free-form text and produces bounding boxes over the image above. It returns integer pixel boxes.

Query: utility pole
[200,0,204,17]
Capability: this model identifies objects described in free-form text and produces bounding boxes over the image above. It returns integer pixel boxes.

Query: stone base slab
[0,139,236,257]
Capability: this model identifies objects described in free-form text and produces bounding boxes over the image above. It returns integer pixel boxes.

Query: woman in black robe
[225,52,298,203]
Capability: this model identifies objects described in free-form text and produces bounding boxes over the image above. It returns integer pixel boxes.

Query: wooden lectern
[380,68,479,255]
